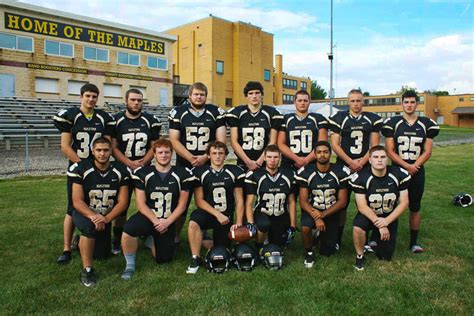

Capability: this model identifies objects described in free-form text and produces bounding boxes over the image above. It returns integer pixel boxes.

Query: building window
[147,56,168,70]
[459,97,464,102]
[419,96,424,103]
[117,51,140,66]
[264,69,271,81]
[35,78,59,93]
[160,88,168,105]
[470,97,474,101]
[283,78,297,90]
[68,80,88,95]
[216,60,224,74]
[0,32,33,52]
[301,81,307,91]
[104,83,122,98]
[225,98,232,107]
[283,94,294,104]
[44,40,73,57]
[84,46,109,62]
[130,86,146,98]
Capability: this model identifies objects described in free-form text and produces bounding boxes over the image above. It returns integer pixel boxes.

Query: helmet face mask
[453,192,473,208]
[206,246,232,273]
[233,243,257,271]
[260,243,284,270]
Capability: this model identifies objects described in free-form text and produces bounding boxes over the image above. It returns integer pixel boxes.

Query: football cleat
[186,256,203,274]
[354,255,365,271]
[57,251,72,265]
[453,192,473,208]
[80,268,97,287]
[121,268,135,280]
[304,252,315,269]
[411,245,424,254]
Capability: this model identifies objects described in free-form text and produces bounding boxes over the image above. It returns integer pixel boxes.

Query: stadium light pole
[328,0,334,116]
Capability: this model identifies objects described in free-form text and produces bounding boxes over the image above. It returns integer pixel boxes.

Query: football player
[111,88,161,254]
[120,139,194,280]
[245,145,296,250]
[382,90,440,253]
[278,90,328,170]
[68,137,130,287]
[53,83,115,265]
[186,141,245,274]
[328,89,383,249]
[350,146,410,271]
[227,81,283,171]
[295,141,351,268]
[168,82,226,244]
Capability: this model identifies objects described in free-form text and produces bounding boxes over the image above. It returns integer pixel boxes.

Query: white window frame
[117,51,140,67]
[35,77,59,94]
[44,40,74,58]
[83,46,109,62]
[68,80,88,95]
[0,32,34,52]
[147,56,168,71]
[103,83,122,98]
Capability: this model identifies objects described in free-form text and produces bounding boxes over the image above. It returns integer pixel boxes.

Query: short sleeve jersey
[168,103,226,166]
[245,167,295,217]
[381,116,440,165]
[67,160,130,215]
[132,165,195,219]
[192,164,245,215]
[54,107,115,162]
[328,111,383,163]
[280,112,329,167]
[226,105,283,165]
[295,163,351,211]
[350,166,411,217]
[112,111,161,161]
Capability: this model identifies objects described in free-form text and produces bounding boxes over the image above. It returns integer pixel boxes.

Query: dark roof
[451,106,474,114]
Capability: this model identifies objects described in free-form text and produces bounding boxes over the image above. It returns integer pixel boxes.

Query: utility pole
[328,0,334,116]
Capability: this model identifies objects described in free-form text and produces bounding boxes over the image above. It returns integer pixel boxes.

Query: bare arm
[414,138,433,168]
[245,194,256,224]
[386,137,416,173]
[169,129,195,164]
[321,188,348,218]
[230,127,257,170]
[136,188,159,225]
[141,139,158,166]
[384,190,408,225]
[60,133,81,163]
[111,137,141,170]
[155,190,190,233]
[103,185,130,222]
[277,130,302,166]
[72,183,96,218]
[234,187,244,226]
[354,193,380,223]
[330,133,356,168]
[288,193,296,228]
[215,125,227,143]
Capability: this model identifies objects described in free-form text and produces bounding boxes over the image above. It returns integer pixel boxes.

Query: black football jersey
[280,112,329,167]
[132,165,195,219]
[68,160,130,215]
[112,111,161,161]
[245,167,295,217]
[381,116,440,165]
[226,105,283,165]
[54,107,115,161]
[295,163,351,211]
[192,164,245,215]
[350,166,411,217]
[168,104,226,166]
[328,111,382,163]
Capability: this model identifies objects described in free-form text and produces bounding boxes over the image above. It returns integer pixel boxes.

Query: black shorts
[175,158,195,221]
[189,209,232,247]
[353,212,399,260]
[123,212,176,263]
[408,167,425,213]
[254,212,290,246]
[301,211,339,256]
[72,210,111,259]
[66,176,74,216]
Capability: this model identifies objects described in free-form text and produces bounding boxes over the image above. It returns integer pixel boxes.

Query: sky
[17,0,474,97]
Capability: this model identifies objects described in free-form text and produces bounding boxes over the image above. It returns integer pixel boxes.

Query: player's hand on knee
[316,219,326,232]
[379,227,390,241]
[216,214,229,225]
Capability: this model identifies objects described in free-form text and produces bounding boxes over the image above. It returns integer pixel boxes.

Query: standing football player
[295,141,351,268]
[382,90,440,253]
[68,137,129,287]
[278,90,328,170]
[227,81,283,171]
[168,82,227,244]
[111,88,161,254]
[245,145,296,250]
[328,89,383,249]
[186,141,245,274]
[350,146,410,270]
[53,83,115,265]
[120,139,194,280]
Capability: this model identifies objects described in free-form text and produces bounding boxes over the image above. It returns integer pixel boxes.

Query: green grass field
[0,144,473,314]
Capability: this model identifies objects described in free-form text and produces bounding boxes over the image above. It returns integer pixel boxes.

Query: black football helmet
[205,246,232,273]
[232,243,257,271]
[453,192,473,208]
[259,243,283,270]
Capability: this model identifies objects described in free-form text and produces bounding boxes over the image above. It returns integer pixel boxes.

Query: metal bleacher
[0,97,171,150]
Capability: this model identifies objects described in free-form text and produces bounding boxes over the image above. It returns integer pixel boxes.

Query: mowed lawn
[0,144,473,315]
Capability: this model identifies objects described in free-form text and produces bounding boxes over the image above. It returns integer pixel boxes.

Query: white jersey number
[289,130,312,154]
[261,193,286,216]
[398,136,423,161]
[186,126,210,151]
[311,188,336,210]
[213,187,227,212]
[350,130,363,155]
[76,132,101,159]
[150,192,173,218]
[89,189,117,215]
[242,127,265,151]
[369,193,397,215]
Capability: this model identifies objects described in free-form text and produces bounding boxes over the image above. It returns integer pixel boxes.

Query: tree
[424,89,449,96]
[311,81,327,100]
[357,87,370,96]
[396,85,418,94]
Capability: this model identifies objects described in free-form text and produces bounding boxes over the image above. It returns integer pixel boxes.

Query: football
[228,226,253,242]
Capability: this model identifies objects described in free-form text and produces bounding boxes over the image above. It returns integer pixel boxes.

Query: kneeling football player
[69,137,130,287]
[350,145,410,271]
[295,141,350,268]
[121,139,194,280]
[186,141,245,274]
[245,145,297,252]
